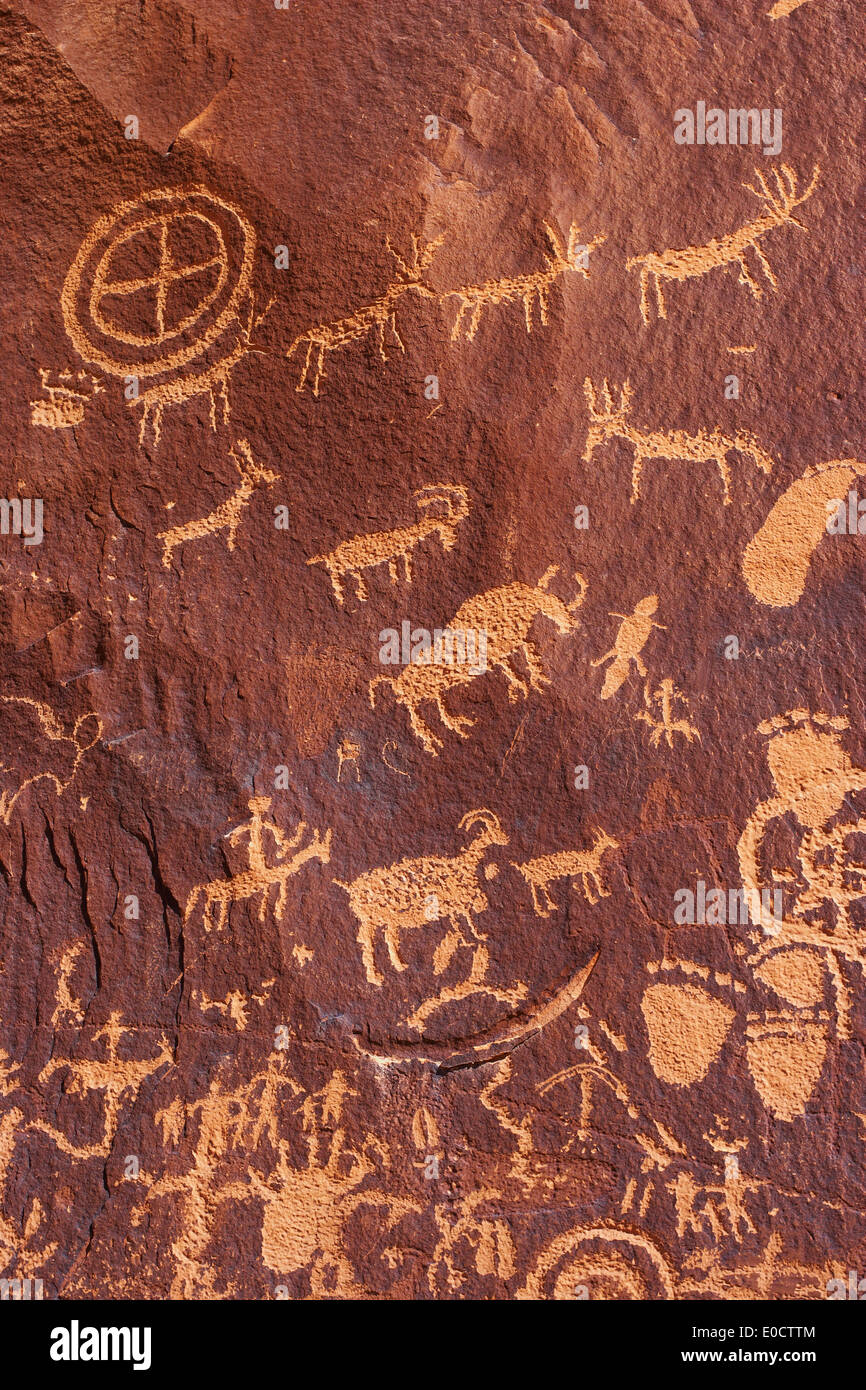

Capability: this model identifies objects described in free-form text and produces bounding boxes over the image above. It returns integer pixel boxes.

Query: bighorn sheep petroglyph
[333,808,508,986]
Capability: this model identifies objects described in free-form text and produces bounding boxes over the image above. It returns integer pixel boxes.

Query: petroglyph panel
[1,0,864,1309]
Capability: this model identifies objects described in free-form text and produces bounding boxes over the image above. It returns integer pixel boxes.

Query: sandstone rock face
[0,0,864,1300]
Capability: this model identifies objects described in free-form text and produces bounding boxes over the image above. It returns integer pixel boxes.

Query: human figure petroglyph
[32,1014,171,1160]
[429,1188,517,1294]
[336,738,361,782]
[591,595,665,699]
[146,1058,414,1298]
[583,379,774,505]
[444,223,606,341]
[287,233,444,395]
[158,438,278,567]
[334,808,507,987]
[635,679,702,748]
[308,485,470,605]
[0,696,103,825]
[511,829,620,917]
[370,567,587,755]
[185,796,332,932]
[626,165,819,324]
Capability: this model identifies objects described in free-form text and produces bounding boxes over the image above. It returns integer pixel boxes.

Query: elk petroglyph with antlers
[583,379,774,505]
[626,164,819,325]
[307,485,470,605]
[370,566,588,755]
[158,439,278,567]
[287,233,444,395]
[334,809,508,987]
[512,830,620,917]
[445,223,606,341]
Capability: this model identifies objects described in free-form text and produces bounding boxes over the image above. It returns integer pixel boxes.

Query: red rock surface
[0,0,865,1299]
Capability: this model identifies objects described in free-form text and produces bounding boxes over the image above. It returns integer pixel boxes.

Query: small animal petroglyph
[626,165,819,324]
[287,233,444,395]
[592,596,665,699]
[334,808,507,987]
[512,829,619,917]
[30,370,102,429]
[444,223,606,342]
[583,379,774,505]
[185,796,332,932]
[370,566,587,755]
[158,439,278,568]
[635,679,702,749]
[308,484,469,604]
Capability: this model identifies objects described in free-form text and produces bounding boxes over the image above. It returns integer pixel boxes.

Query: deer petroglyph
[445,223,606,341]
[287,234,444,395]
[626,165,819,325]
[158,439,278,568]
[583,379,774,505]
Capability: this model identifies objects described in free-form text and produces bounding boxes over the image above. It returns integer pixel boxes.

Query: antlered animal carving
[287,233,444,395]
[334,808,508,986]
[512,830,619,917]
[307,485,469,604]
[445,223,606,341]
[626,164,819,325]
[370,566,588,755]
[583,379,774,505]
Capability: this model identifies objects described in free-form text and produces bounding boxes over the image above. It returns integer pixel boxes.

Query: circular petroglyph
[61,186,255,382]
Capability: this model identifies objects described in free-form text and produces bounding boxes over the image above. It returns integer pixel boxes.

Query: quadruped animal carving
[583,379,774,505]
[626,165,819,325]
[445,223,606,341]
[334,808,507,987]
[512,830,620,917]
[370,567,588,754]
[287,234,444,395]
[185,797,332,932]
[308,485,469,605]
